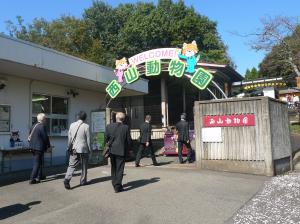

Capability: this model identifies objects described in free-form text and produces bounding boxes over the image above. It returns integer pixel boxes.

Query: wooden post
[262,98,274,176]
[105,107,111,125]
[224,82,229,97]
[166,85,169,127]
[161,77,167,127]
[194,101,202,168]
[183,85,186,113]
[296,76,300,88]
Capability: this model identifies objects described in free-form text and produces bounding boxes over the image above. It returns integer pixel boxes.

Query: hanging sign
[106,41,214,98]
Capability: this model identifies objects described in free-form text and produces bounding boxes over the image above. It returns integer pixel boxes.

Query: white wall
[0,75,30,147]
[0,74,106,171]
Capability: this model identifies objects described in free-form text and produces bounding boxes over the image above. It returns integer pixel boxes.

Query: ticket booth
[194,97,292,176]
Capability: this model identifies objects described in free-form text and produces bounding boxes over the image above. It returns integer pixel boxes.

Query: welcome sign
[128,48,178,65]
[106,41,214,98]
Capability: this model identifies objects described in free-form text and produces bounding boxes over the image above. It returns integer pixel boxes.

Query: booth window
[32,94,68,136]
[0,105,10,132]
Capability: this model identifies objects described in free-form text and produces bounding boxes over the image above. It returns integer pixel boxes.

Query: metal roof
[0,34,148,96]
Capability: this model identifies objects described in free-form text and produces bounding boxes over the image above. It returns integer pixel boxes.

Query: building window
[32,94,68,136]
[0,105,10,132]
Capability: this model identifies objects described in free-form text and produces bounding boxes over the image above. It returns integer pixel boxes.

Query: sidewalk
[0,161,268,224]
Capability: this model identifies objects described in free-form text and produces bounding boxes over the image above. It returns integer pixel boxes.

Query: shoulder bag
[28,123,40,142]
[67,123,83,155]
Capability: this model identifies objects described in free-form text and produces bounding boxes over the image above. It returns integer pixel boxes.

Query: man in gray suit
[64,111,91,189]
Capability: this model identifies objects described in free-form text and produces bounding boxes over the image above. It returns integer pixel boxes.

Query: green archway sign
[106,41,214,99]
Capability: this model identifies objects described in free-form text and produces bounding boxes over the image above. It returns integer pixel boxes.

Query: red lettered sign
[203,114,255,127]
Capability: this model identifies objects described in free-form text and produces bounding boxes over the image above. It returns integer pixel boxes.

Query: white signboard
[91,111,105,133]
[202,127,222,142]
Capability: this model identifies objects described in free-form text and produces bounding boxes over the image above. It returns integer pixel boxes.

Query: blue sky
[1,0,299,75]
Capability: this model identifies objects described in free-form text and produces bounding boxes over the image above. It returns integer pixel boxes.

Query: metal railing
[130,128,165,140]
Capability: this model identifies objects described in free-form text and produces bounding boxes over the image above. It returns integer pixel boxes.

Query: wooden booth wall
[194,97,292,176]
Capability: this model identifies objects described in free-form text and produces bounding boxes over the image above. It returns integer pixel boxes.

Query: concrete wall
[0,74,106,172]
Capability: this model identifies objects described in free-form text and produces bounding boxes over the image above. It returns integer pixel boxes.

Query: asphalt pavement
[0,157,268,224]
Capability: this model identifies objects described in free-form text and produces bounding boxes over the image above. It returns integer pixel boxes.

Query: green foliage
[290,124,300,134]
[258,22,300,77]
[244,67,261,80]
[6,0,232,68]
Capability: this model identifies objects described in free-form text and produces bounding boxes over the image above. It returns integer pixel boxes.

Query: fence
[130,128,165,140]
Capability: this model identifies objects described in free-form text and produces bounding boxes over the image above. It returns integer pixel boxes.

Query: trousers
[178,141,192,163]
[65,153,89,184]
[30,151,44,181]
[110,154,125,190]
[135,143,157,165]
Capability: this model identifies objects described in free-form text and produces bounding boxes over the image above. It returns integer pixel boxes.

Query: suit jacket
[68,120,91,154]
[139,122,152,144]
[29,122,50,152]
[176,120,190,142]
[105,122,131,157]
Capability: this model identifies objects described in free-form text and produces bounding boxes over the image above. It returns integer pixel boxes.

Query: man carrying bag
[105,112,131,193]
[28,113,51,184]
[64,111,91,190]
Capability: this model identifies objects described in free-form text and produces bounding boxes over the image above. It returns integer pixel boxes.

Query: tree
[250,16,300,77]
[244,67,261,80]
[6,0,233,68]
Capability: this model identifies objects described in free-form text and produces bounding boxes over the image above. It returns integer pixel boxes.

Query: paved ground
[0,156,268,224]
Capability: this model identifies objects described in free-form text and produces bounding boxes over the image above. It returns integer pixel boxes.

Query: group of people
[282,94,300,109]
[28,111,193,193]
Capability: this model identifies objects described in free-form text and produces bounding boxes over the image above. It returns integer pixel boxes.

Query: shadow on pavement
[41,172,81,183]
[123,177,160,191]
[156,161,174,166]
[71,176,112,190]
[0,201,41,220]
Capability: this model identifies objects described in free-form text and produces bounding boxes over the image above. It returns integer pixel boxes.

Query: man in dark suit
[176,113,193,164]
[28,113,50,184]
[135,115,158,167]
[105,112,131,193]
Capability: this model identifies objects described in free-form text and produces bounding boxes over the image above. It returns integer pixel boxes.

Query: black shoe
[29,179,38,185]
[114,187,124,193]
[64,179,71,190]
[40,175,46,180]
[35,179,41,183]
[80,181,88,186]
[135,164,141,167]
[153,163,159,166]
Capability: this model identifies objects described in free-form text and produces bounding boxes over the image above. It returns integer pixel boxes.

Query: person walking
[176,113,193,164]
[135,115,158,167]
[64,111,91,190]
[28,113,50,184]
[105,112,131,193]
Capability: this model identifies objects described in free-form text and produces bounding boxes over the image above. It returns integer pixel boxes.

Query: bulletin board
[90,111,106,150]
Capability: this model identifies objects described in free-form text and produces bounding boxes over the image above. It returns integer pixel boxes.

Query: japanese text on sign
[203,114,255,127]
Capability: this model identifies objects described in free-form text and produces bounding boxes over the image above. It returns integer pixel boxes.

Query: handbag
[67,123,83,155]
[102,137,114,159]
[102,124,119,159]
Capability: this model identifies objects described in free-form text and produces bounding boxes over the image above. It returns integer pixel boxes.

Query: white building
[0,34,148,172]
